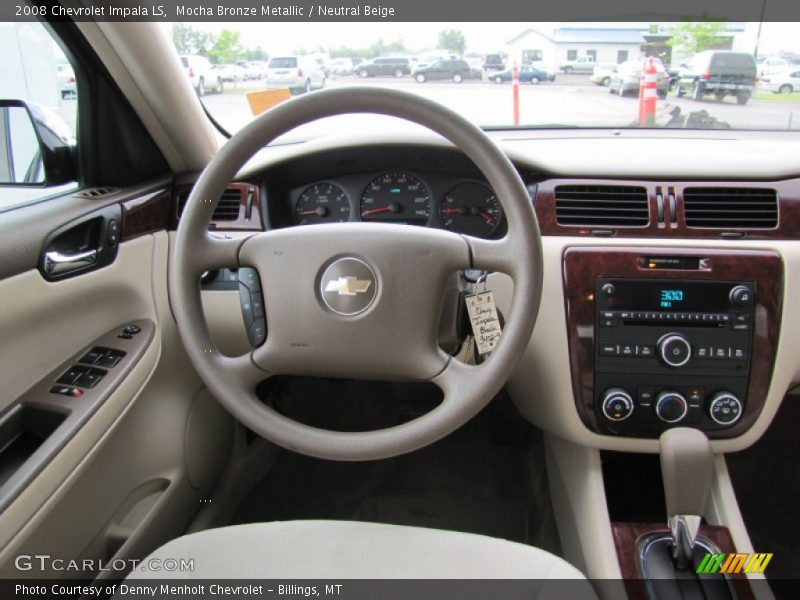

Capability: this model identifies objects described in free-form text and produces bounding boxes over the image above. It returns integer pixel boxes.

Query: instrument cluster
[289,170,504,238]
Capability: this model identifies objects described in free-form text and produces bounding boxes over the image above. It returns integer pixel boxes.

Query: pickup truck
[559,56,596,73]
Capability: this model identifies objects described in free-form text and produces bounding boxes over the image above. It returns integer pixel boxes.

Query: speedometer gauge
[440,182,501,237]
[295,183,350,225]
[359,172,431,225]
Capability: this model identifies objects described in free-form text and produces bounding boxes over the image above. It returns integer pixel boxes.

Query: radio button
[732,322,750,331]
[658,333,692,368]
[713,347,730,359]
[621,344,636,356]
[732,347,748,360]
[638,345,654,357]
[696,347,709,359]
[599,343,620,356]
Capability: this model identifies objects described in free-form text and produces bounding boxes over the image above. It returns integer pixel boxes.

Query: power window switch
[77,369,105,389]
[50,385,83,398]
[57,366,86,385]
[97,354,121,368]
[79,349,104,365]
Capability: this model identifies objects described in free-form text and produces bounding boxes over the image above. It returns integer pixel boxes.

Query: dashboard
[174,135,800,454]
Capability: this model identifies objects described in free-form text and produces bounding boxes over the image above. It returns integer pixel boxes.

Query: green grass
[753,90,800,104]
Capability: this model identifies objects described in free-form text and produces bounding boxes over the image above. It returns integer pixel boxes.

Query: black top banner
[5,0,800,22]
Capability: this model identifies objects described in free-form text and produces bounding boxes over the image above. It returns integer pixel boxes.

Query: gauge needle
[361,206,393,216]
[479,210,497,225]
[297,210,318,216]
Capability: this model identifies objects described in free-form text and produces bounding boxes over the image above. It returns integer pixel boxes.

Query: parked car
[180,54,223,96]
[559,56,596,74]
[674,51,757,105]
[356,57,411,78]
[265,55,326,95]
[760,68,800,94]
[483,54,505,71]
[56,64,76,99]
[215,63,247,83]
[491,65,554,84]
[413,59,474,83]
[589,63,618,86]
[609,58,669,97]
[328,58,354,76]
[244,61,269,80]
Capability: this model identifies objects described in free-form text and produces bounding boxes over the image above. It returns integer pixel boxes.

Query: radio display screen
[598,279,748,312]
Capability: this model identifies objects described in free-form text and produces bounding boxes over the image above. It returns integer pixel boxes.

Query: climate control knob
[658,333,692,368]
[655,391,688,423]
[601,388,634,422]
[709,392,743,426]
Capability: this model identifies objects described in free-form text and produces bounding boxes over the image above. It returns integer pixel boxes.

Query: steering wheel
[170,88,543,460]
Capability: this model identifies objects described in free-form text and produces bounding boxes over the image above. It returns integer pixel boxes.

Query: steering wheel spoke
[189,234,246,272]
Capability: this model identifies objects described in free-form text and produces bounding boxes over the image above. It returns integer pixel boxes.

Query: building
[505,23,753,72]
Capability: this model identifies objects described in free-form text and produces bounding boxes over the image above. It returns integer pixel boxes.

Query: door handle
[44,249,97,276]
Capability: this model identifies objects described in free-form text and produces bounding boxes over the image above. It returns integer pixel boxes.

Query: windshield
[168,21,800,138]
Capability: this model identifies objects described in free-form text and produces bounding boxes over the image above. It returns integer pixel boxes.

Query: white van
[266,56,326,94]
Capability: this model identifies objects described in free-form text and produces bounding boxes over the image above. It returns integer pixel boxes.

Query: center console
[562,247,782,438]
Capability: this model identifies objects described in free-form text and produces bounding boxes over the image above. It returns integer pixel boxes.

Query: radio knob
[655,391,688,423]
[658,333,692,368]
[601,388,634,422]
[729,285,752,307]
[709,392,743,426]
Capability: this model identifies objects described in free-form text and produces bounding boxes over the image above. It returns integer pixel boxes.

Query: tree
[437,29,466,56]
[170,23,214,57]
[208,28,243,64]
[667,22,728,55]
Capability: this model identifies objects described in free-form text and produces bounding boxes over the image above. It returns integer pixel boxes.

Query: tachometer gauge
[359,172,431,225]
[440,182,502,237]
[295,183,350,225]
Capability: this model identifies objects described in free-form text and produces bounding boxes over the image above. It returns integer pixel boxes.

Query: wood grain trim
[120,189,170,241]
[611,522,754,600]
[562,246,783,438]
[172,182,263,231]
[535,178,800,239]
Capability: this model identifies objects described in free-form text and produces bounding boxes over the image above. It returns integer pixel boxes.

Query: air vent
[177,187,243,221]
[554,185,649,226]
[683,187,777,229]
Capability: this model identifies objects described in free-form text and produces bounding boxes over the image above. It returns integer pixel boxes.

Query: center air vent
[177,187,243,221]
[554,185,649,226]
[683,187,777,229]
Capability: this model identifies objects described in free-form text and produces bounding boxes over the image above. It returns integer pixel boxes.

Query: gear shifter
[659,427,714,569]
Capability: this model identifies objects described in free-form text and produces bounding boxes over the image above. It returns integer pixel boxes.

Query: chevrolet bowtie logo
[324,276,372,296]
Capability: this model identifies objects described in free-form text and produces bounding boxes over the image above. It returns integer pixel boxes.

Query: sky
[163,21,800,57]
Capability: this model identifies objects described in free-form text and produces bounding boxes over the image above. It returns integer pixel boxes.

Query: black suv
[356,57,411,78]
[413,59,473,83]
[675,51,757,105]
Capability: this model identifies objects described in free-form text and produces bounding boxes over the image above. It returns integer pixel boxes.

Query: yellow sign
[246,89,291,116]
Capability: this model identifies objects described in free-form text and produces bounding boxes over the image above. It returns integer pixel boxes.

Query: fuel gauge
[440,182,501,237]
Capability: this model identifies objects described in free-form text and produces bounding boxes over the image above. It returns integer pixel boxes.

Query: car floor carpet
[725,392,800,588]
[230,377,561,555]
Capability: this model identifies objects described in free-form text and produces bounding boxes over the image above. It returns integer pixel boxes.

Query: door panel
[0,198,233,577]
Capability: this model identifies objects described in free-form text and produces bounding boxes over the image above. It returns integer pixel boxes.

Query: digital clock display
[660,289,684,308]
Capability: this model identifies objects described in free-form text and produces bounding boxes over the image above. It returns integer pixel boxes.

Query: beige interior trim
[545,435,623,582]
[506,237,800,454]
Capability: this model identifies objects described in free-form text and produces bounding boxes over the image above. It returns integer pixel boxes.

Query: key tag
[465,290,502,356]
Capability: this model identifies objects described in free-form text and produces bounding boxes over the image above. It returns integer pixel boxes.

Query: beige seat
[128,520,595,596]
